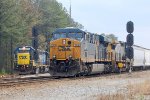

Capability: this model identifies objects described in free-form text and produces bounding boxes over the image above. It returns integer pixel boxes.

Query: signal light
[32,26,38,37]
[126,21,134,60]
[126,34,134,46]
[126,47,134,59]
[127,21,134,33]
[32,37,39,49]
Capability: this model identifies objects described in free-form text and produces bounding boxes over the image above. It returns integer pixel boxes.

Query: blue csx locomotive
[14,46,49,74]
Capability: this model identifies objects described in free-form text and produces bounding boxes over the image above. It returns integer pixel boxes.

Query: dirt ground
[1,71,150,100]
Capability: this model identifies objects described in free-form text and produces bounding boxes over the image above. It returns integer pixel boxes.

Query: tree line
[0,0,117,73]
[0,0,83,73]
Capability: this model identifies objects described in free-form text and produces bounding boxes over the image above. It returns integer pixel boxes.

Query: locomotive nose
[50,38,81,60]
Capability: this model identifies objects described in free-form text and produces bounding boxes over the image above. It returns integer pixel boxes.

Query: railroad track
[0,76,54,86]
[0,70,146,87]
[0,74,114,86]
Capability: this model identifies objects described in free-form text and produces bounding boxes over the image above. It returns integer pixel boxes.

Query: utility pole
[126,21,134,74]
[0,32,1,71]
[10,34,13,74]
[69,0,72,18]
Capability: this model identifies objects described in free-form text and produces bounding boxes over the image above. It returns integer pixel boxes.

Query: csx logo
[19,56,27,59]
[58,46,71,51]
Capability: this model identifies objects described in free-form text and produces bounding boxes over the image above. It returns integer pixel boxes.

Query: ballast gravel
[1,71,150,100]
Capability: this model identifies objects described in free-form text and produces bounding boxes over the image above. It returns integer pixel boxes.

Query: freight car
[49,28,129,77]
[129,45,150,70]
[14,46,49,74]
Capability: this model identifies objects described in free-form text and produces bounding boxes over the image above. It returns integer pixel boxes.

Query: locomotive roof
[53,27,85,34]
[14,46,48,53]
[99,35,112,43]
[15,46,35,51]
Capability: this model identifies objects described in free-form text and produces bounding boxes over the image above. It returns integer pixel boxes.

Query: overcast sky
[57,0,150,49]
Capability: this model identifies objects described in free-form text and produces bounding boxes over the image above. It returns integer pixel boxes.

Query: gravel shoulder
[1,71,150,100]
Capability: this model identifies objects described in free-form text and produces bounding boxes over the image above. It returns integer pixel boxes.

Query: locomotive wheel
[104,65,112,74]
[36,67,39,74]
[87,65,92,75]
[39,67,42,73]
[42,66,45,73]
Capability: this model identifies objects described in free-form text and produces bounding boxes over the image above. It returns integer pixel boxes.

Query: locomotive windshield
[53,33,66,40]
[17,50,30,53]
[16,47,31,53]
[52,32,83,41]
[68,33,82,40]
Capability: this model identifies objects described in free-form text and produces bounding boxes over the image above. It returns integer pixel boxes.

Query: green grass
[0,69,10,75]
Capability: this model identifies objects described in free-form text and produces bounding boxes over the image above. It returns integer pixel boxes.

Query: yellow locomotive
[49,28,127,77]
[49,28,83,76]
[14,46,49,74]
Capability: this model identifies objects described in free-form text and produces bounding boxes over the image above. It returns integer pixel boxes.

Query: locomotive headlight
[53,55,56,58]
[69,55,72,58]
[67,55,72,59]
[22,47,26,50]
[68,55,72,60]
[74,44,80,47]
[50,44,56,47]
[62,39,66,45]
